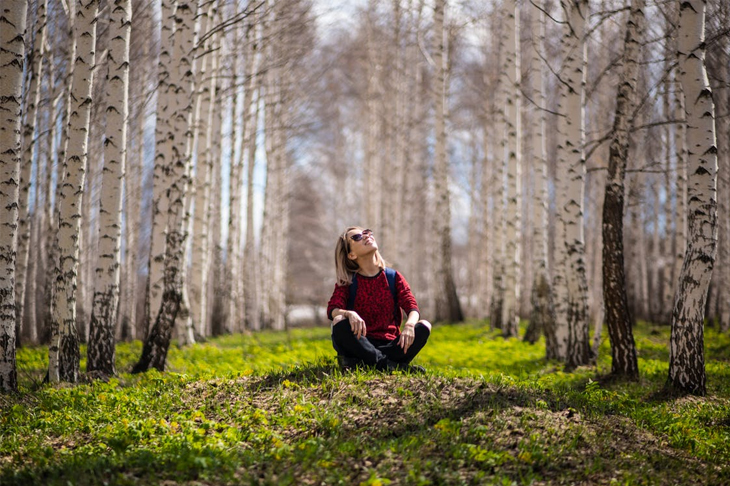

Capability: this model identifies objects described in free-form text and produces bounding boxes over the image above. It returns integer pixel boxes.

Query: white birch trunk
[668,0,717,396]
[122,114,141,340]
[402,0,428,299]
[16,0,47,339]
[636,159,650,320]
[49,0,99,383]
[432,0,462,323]
[401,0,425,295]
[479,120,493,321]
[147,0,176,334]
[134,0,196,372]
[391,0,406,269]
[526,1,556,347]
[274,101,289,332]
[661,39,676,326]
[650,175,661,322]
[208,30,224,335]
[266,32,288,332]
[38,57,58,346]
[673,75,688,322]
[364,0,381,231]
[489,13,506,331]
[226,0,241,334]
[719,69,730,333]
[0,0,27,392]
[28,59,54,345]
[501,0,521,337]
[87,0,131,376]
[259,0,276,330]
[190,0,216,337]
[555,0,590,368]
[466,136,480,316]
[551,28,569,360]
[242,16,260,332]
[120,16,150,341]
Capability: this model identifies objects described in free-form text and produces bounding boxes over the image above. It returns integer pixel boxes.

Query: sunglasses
[349,229,373,242]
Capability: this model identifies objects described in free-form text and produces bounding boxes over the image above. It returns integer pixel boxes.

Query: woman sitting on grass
[327,226,431,372]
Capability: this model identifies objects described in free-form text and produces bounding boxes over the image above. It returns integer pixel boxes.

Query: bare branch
[529,0,564,25]
[417,28,436,69]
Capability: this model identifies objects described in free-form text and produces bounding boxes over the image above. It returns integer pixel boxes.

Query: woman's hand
[346,310,367,339]
[398,323,415,353]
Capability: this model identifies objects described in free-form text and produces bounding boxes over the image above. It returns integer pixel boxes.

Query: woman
[327,226,431,372]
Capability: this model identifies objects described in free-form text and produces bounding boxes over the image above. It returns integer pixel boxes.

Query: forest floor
[1,321,729,485]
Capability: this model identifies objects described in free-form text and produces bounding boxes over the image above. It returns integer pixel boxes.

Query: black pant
[331,319,430,367]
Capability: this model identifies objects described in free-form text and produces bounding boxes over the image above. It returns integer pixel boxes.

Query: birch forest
[2,0,729,398]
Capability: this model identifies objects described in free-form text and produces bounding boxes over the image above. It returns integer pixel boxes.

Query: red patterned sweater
[327,270,419,341]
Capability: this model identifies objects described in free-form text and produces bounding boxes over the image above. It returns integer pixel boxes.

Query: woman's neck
[356,254,381,277]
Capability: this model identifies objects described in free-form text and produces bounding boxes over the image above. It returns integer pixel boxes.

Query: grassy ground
[1,321,729,485]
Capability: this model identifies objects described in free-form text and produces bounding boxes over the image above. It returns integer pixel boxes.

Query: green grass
[1,321,729,485]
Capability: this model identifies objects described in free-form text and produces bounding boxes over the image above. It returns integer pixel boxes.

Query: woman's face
[346,227,378,259]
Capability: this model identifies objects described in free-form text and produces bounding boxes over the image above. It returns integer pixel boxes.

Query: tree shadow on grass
[251,359,341,390]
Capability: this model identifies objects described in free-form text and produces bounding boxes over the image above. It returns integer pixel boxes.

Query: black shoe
[407,364,426,374]
[382,360,426,374]
[337,355,360,371]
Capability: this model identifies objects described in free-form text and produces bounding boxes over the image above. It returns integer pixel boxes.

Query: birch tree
[525,0,556,346]
[16,0,47,342]
[208,31,224,335]
[0,0,27,392]
[489,22,505,331]
[668,0,717,396]
[673,73,688,323]
[715,24,730,333]
[146,0,176,334]
[660,13,677,327]
[554,0,590,369]
[501,0,521,338]
[390,0,406,268]
[49,0,100,383]
[601,0,644,379]
[87,0,131,376]
[242,15,260,332]
[261,0,289,331]
[133,0,196,372]
[259,0,281,331]
[119,0,153,341]
[432,0,463,323]
[190,0,217,337]
[226,0,242,334]
[364,0,382,233]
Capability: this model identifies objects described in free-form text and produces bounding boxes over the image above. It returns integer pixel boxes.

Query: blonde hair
[335,226,388,286]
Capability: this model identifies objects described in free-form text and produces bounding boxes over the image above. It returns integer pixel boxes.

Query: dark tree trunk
[55,333,81,382]
[603,183,639,378]
[600,0,644,380]
[87,292,118,376]
[525,273,555,345]
[132,233,185,373]
[490,268,504,330]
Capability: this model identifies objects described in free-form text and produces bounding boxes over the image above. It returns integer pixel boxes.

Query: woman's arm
[330,308,348,319]
[326,284,349,320]
[398,310,420,353]
[331,308,367,339]
[395,272,419,318]
[403,310,420,328]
